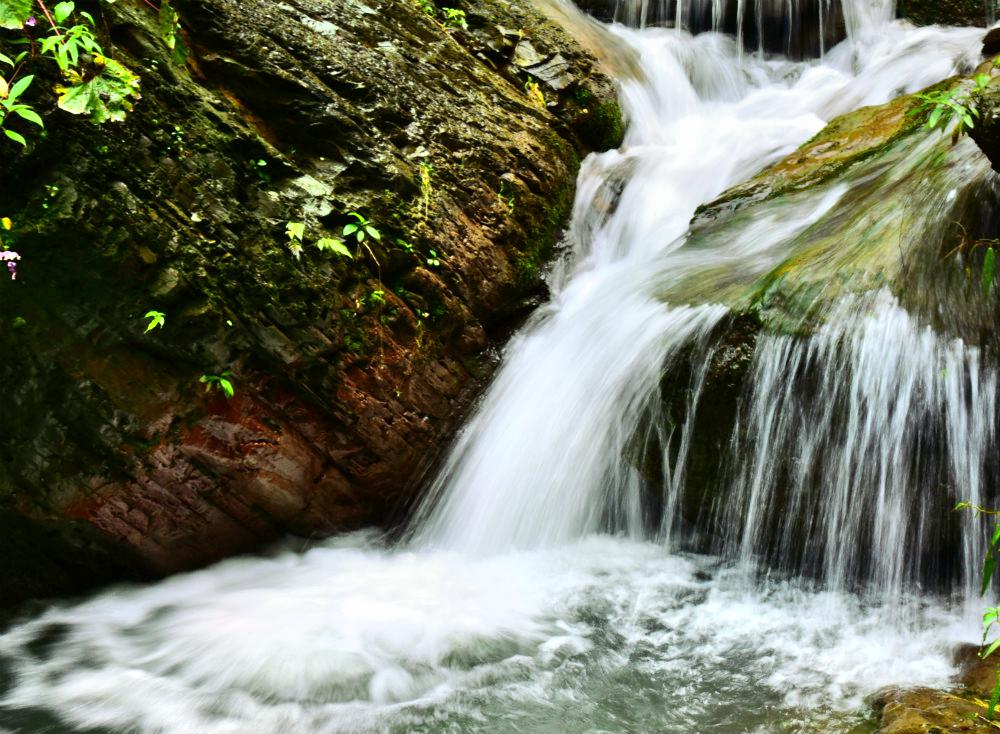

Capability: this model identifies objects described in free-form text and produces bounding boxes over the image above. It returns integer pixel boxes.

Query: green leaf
[7,74,32,103]
[928,105,944,129]
[984,637,1000,659]
[143,310,165,332]
[343,223,358,236]
[158,0,184,58]
[365,225,381,241]
[56,59,141,123]
[984,247,996,298]
[315,237,353,258]
[357,229,365,243]
[0,0,32,30]
[285,221,305,241]
[12,106,42,127]
[219,378,234,398]
[989,678,1000,719]
[0,53,13,67]
[53,1,75,24]
[3,128,26,146]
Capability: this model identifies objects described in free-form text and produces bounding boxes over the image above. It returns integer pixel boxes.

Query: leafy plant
[426,249,441,268]
[957,502,1000,718]
[415,0,435,16]
[316,236,352,258]
[285,220,353,260]
[285,220,305,259]
[911,73,992,143]
[143,309,165,333]
[343,212,381,245]
[440,7,466,29]
[0,72,40,145]
[524,80,546,110]
[200,370,235,398]
[0,0,142,144]
[498,179,515,215]
[157,0,185,62]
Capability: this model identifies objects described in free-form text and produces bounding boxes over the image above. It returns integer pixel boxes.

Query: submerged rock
[0,0,620,604]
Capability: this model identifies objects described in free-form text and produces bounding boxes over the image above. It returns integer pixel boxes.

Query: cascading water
[0,3,994,733]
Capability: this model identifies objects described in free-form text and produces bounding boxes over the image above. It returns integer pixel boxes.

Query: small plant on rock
[440,7,466,29]
[143,310,166,332]
[957,501,1000,719]
[343,212,381,245]
[200,370,235,398]
[285,221,305,259]
[911,73,992,143]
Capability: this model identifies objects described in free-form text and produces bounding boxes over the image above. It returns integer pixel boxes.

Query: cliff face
[898,0,988,26]
[0,0,621,603]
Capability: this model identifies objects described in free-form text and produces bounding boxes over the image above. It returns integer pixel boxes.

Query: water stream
[0,3,995,733]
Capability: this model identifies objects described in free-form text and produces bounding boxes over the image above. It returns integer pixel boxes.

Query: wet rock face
[576,0,846,58]
[971,73,1000,171]
[0,0,620,603]
[873,687,996,734]
[898,0,988,27]
[873,645,1000,734]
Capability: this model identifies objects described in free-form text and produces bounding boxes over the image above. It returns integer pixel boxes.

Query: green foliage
[365,289,386,307]
[285,220,353,260]
[343,211,381,245]
[426,249,441,268]
[285,220,305,259]
[57,57,140,123]
[316,237,352,258]
[911,74,992,142]
[0,72,41,145]
[0,0,142,145]
[956,502,1000,719]
[440,7,466,29]
[200,370,235,398]
[983,247,996,298]
[416,0,466,30]
[143,309,165,333]
[0,0,32,30]
[498,180,515,215]
[157,0,185,62]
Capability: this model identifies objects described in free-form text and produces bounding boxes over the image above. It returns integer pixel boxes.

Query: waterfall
[583,0,897,56]
[0,3,993,733]
[414,4,991,601]
[716,295,997,598]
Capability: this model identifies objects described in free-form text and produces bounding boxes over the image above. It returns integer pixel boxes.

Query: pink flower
[25,16,37,26]
[1,250,21,280]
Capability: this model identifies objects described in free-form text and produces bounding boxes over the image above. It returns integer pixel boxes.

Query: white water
[0,6,992,734]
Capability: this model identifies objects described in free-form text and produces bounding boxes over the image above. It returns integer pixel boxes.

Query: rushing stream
[0,2,996,733]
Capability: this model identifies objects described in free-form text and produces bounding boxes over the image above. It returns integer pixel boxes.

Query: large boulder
[0,0,622,603]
